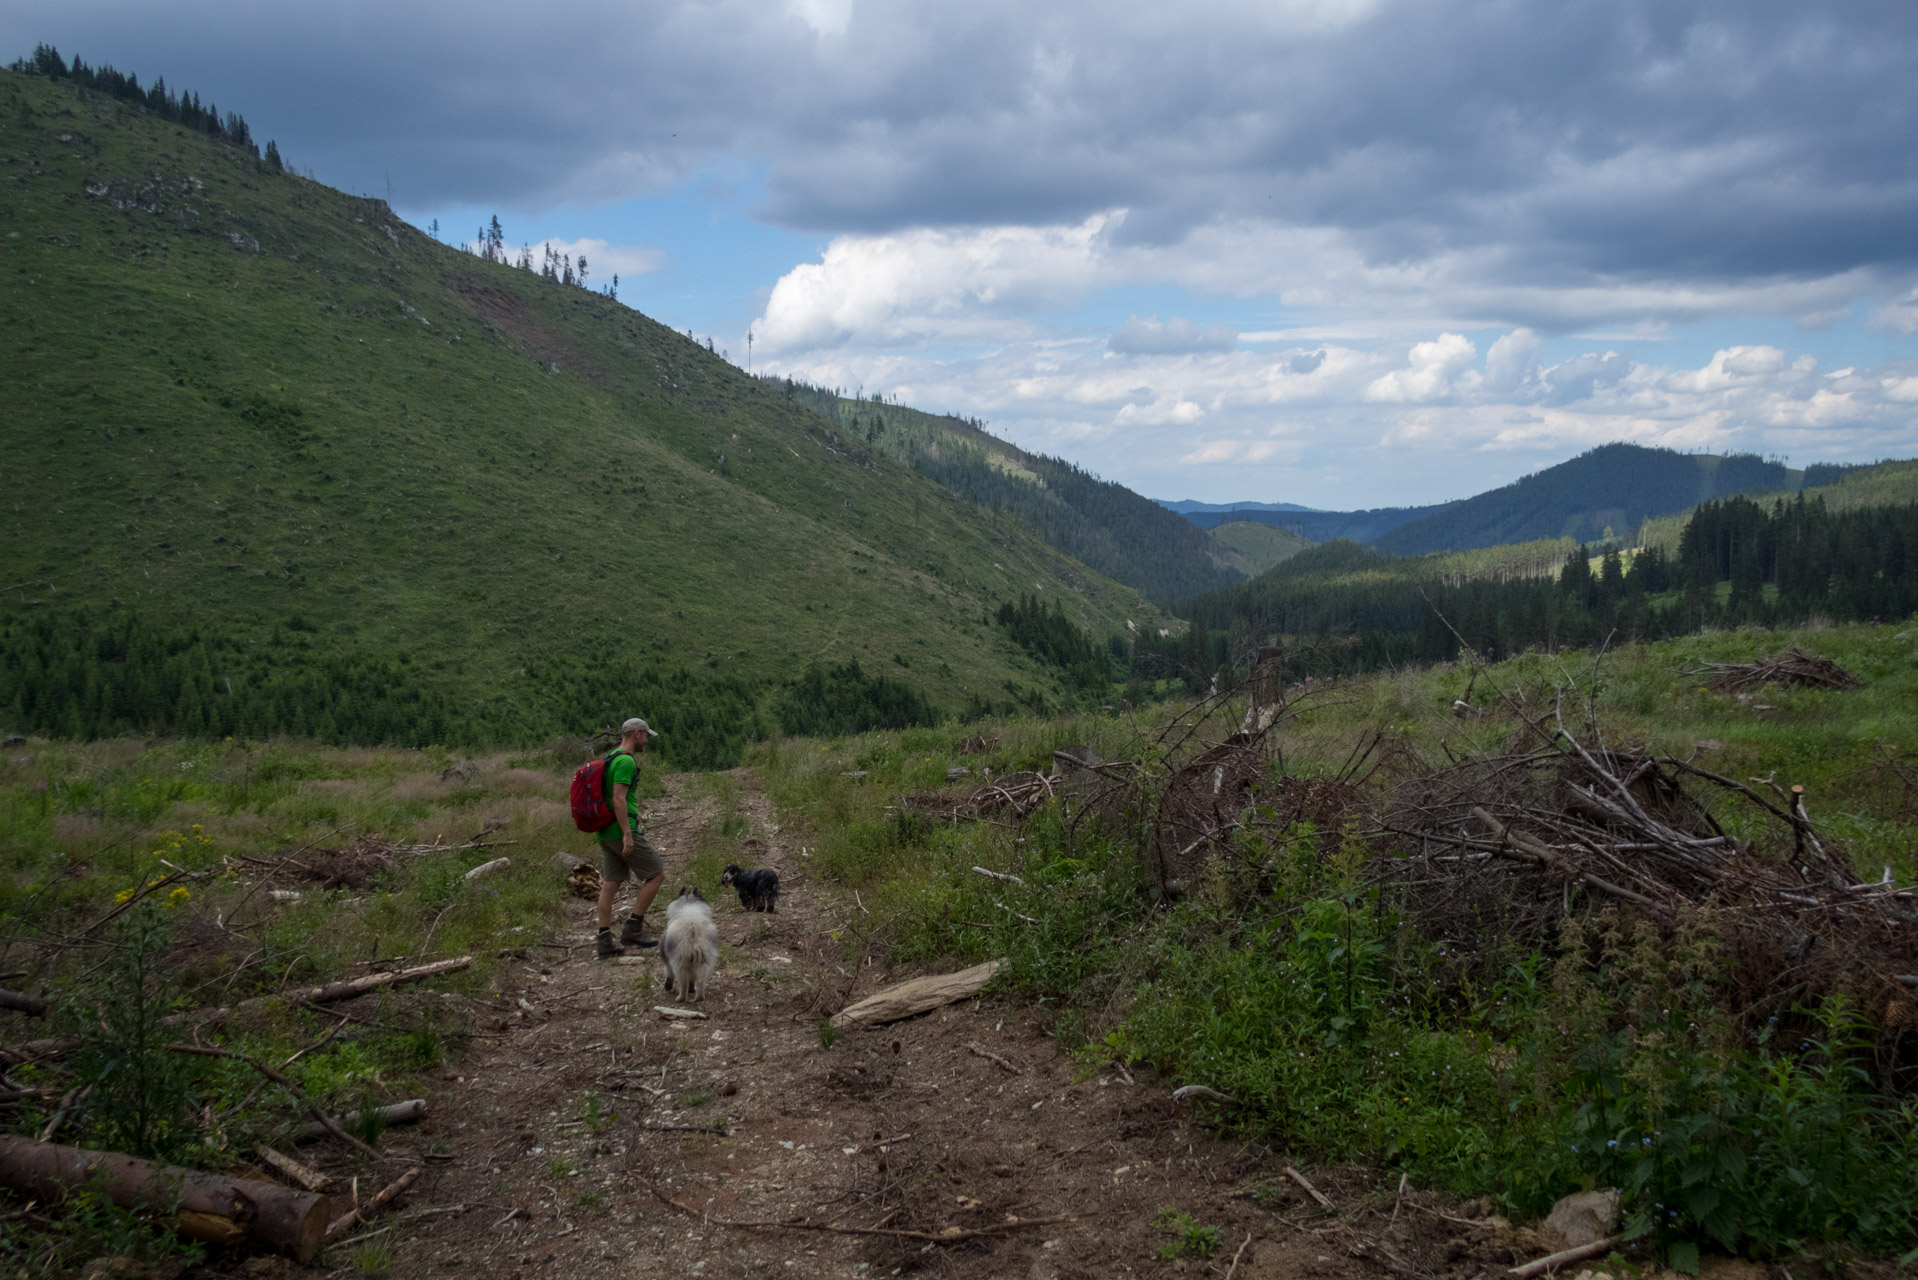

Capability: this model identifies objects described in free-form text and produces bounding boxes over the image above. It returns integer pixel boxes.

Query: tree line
[0,613,934,765]
[9,44,285,171]
[469,216,617,299]
[1173,495,1918,687]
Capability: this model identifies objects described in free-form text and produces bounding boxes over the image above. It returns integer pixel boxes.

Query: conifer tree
[263,139,283,173]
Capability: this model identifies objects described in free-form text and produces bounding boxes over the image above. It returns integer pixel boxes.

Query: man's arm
[612,781,633,848]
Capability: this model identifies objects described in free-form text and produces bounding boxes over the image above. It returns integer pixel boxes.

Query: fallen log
[463,857,510,882]
[0,1037,82,1065]
[257,957,473,1010]
[1508,1234,1623,1278]
[298,1098,426,1141]
[830,960,1002,1028]
[7,956,474,1039]
[189,956,474,1026]
[0,989,50,1018]
[0,1134,332,1261]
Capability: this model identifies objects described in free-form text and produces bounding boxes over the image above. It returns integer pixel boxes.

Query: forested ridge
[783,382,1245,606]
[1370,443,1793,554]
[1165,495,1918,684]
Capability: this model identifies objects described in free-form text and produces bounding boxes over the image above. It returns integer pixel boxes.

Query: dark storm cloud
[8,0,1915,293]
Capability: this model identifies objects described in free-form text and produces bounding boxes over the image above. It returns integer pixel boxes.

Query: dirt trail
[283,768,1551,1280]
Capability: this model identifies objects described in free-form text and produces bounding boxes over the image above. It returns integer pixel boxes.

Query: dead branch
[258,1146,336,1193]
[1508,1235,1624,1278]
[965,1042,1023,1074]
[324,1166,420,1240]
[166,1043,381,1160]
[1282,1164,1334,1209]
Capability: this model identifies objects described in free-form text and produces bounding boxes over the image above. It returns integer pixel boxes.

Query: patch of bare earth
[209,770,1780,1280]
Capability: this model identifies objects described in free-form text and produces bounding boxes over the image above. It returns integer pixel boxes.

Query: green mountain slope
[1206,521,1313,575]
[0,69,1164,753]
[783,384,1246,605]
[1370,443,1794,555]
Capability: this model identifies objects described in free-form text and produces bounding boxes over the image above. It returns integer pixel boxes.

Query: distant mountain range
[1165,445,1901,559]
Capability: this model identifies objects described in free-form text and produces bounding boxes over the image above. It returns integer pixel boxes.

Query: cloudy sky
[12,0,1918,506]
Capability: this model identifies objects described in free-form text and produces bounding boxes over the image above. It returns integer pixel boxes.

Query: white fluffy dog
[659,886,719,1002]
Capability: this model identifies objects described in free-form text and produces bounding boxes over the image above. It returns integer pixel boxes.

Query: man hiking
[594,717,666,958]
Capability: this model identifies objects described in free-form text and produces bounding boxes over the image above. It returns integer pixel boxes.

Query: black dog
[720,864,780,912]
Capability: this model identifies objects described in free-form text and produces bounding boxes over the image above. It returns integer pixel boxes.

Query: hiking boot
[596,930,626,960]
[620,915,657,949]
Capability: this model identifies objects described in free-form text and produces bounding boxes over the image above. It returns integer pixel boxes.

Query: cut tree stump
[830,960,1002,1028]
[0,1134,331,1261]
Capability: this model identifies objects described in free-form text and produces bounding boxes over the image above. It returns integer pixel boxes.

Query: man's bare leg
[631,872,665,919]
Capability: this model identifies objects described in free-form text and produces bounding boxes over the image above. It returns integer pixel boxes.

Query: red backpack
[569,750,630,833]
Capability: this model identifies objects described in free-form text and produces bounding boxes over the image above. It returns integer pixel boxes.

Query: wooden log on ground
[0,1133,332,1261]
[298,1098,426,1141]
[1508,1235,1623,1278]
[0,1037,82,1066]
[463,857,510,882]
[188,956,473,1026]
[830,960,1002,1028]
[262,957,473,1009]
[13,956,476,1041]
[0,989,50,1018]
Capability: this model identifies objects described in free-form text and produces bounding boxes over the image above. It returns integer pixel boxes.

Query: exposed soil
[214,769,1736,1280]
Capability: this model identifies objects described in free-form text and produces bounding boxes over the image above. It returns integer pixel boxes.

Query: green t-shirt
[602,751,644,835]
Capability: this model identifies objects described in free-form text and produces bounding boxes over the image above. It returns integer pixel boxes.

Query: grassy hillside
[1372,443,1792,555]
[1206,520,1312,574]
[0,69,1165,753]
[783,384,1246,605]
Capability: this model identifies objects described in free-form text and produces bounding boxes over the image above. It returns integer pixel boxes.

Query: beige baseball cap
[621,717,662,737]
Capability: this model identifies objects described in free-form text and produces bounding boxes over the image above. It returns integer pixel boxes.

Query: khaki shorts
[598,829,664,883]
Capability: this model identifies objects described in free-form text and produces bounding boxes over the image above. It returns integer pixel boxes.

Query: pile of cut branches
[1688,646,1861,693]
[1369,689,1917,1050]
[906,771,1061,823]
